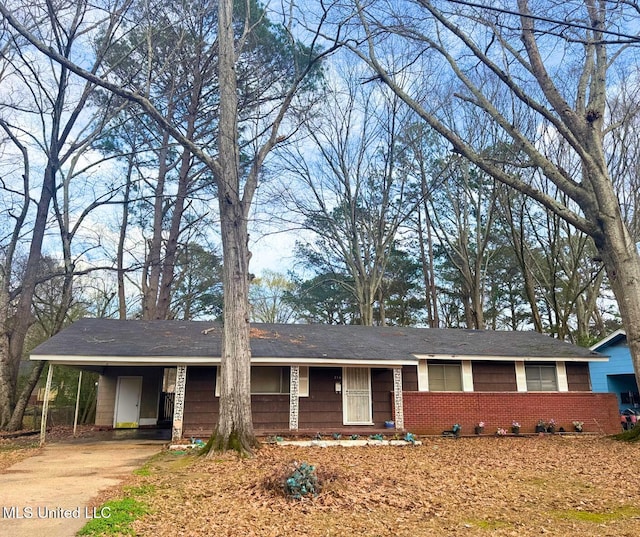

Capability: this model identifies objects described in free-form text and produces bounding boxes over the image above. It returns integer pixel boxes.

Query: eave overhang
[413,354,608,362]
[30,354,416,367]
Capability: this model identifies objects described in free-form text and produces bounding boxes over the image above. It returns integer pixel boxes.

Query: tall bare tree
[0,0,126,430]
[0,0,341,451]
[277,62,420,325]
[429,157,498,329]
[352,0,640,387]
[399,122,443,328]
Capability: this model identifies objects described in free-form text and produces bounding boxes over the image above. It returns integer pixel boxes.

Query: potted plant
[535,419,546,433]
[475,421,485,435]
[546,418,556,433]
[572,420,584,433]
[511,420,521,434]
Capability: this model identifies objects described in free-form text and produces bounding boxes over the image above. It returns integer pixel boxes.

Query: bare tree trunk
[591,190,640,391]
[142,129,171,320]
[154,158,188,319]
[0,367,13,429]
[6,361,45,431]
[205,0,257,454]
[19,268,73,433]
[80,381,97,424]
[117,157,134,319]
[575,269,605,343]
[377,286,386,326]
[8,190,79,431]
[3,161,56,429]
[418,183,440,328]
[0,118,31,428]
[500,192,544,332]
[358,281,375,326]
[155,102,199,319]
[210,209,257,452]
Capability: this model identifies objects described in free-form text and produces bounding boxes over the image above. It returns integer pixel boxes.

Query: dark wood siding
[183,365,411,435]
[252,395,289,430]
[371,369,393,426]
[472,362,518,391]
[299,367,342,429]
[402,365,418,391]
[298,367,396,430]
[183,366,291,434]
[183,367,218,436]
[566,362,591,391]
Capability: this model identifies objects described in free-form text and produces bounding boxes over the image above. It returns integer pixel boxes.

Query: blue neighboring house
[589,330,639,412]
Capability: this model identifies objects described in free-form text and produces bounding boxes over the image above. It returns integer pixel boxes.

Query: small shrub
[403,432,416,444]
[264,460,337,500]
[285,462,319,499]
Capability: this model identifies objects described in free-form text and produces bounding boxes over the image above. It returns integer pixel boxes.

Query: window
[215,366,308,396]
[525,364,558,391]
[428,363,462,391]
[251,367,289,394]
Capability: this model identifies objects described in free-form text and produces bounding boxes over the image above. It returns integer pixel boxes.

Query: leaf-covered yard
[0,436,39,471]
[108,435,640,537]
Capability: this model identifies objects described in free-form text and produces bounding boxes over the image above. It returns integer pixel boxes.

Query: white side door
[343,368,372,425]
[114,376,142,428]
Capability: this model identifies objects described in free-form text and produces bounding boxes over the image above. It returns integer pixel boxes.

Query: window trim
[524,363,559,392]
[427,362,463,392]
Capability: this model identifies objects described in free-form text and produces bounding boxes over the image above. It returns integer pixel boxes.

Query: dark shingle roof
[30,318,602,363]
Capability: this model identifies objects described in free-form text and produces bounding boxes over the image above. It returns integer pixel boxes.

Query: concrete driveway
[0,437,163,537]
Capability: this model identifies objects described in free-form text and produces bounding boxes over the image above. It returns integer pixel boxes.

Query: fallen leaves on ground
[0,442,39,472]
[125,436,640,537]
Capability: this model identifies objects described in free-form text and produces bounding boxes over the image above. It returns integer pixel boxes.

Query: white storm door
[343,368,373,425]
[114,376,142,428]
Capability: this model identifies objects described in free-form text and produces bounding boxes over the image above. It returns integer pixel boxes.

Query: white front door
[343,368,372,425]
[114,376,142,428]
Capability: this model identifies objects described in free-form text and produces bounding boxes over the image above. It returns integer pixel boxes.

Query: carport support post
[40,364,54,446]
[73,370,83,437]
[289,365,300,431]
[393,367,404,430]
[172,365,187,443]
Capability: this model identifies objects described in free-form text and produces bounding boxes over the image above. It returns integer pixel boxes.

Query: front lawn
[92,435,640,536]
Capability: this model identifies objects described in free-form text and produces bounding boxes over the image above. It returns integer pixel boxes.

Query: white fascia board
[589,329,626,351]
[30,355,218,366]
[32,354,416,368]
[250,356,415,367]
[413,354,608,363]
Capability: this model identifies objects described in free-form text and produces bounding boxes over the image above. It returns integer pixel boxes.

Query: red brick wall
[402,391,620,435]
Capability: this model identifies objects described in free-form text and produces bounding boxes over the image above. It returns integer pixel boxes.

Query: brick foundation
[402,391,621,435]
